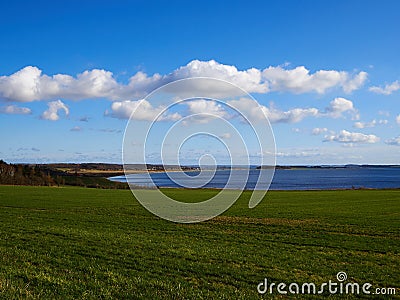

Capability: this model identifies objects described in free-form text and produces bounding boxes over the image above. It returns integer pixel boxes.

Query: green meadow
[0,186,399,299]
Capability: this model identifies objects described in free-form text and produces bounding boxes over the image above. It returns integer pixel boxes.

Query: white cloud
[0,66,119,102]
[385,136,400,146]
[184,99,230,123]
[275,150,321,158]
[108,99,181,121]
[343,71,368,93]
[354,120,376,129]
[378,119,388,125]
[40,100,69,121]
[0,105,31,114]
[353,119,388,128]
[312,127,328,135]
[324,130,380,144]
[227,98,268,122]
[396,114,400,125]
[324,97,357,118]
[262,66,366,94]
[171,60,268,94]
[228,97,357,124]
[265,104,319,123]
[0,61,368,103]
[228,98,318,123]
[186,99,228,118]
[0,66,43,102]
[369,80,400,95]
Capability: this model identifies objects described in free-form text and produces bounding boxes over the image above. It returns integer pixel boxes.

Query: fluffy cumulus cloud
[369,80,400,95]
[324,130,380,144]
[379,119,389,125]
[0,66,43,102]
[353,119,388,129]
[227,98,318,123]
[0,61,371,124]
[171,60,268,94]
[342,72,369,94]
[0,60,368,103]
[40,100,69,121]
[0,66,120,102]
[227,97,357,124]
[324,97,357,119]
[0,105,31,114]
[186,99,229,120]
[226,98,268,122]
[262,66,367,94]
[107,99,181,121]
[354,121,374,129]
[102,92,360,126]
[312,127,328,135]
[385,136,400,146]
[265,105,319,123]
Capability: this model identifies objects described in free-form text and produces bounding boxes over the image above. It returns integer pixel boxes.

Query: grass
[0,186,399,299]
[61,175,129,189]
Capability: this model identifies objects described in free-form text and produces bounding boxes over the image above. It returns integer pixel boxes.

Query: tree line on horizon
[0,160,64,186]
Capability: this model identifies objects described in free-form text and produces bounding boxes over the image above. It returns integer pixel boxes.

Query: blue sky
[1,0,399,165]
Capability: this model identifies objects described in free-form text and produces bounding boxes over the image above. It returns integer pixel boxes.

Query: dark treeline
[0,160,62,186]
[0,160,128,189]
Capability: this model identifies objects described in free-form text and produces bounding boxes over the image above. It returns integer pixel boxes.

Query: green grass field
[0,186,399,299]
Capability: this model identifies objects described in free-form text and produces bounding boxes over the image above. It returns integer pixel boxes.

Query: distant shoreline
[13,161,400,176]
[2,159,400,190]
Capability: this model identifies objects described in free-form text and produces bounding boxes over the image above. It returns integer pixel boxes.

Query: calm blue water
[109,167,400,190]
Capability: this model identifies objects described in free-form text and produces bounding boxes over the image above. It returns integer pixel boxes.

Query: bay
[109,167,400,190]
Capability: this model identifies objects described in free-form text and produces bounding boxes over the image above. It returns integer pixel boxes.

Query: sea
[109,167,400,190]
